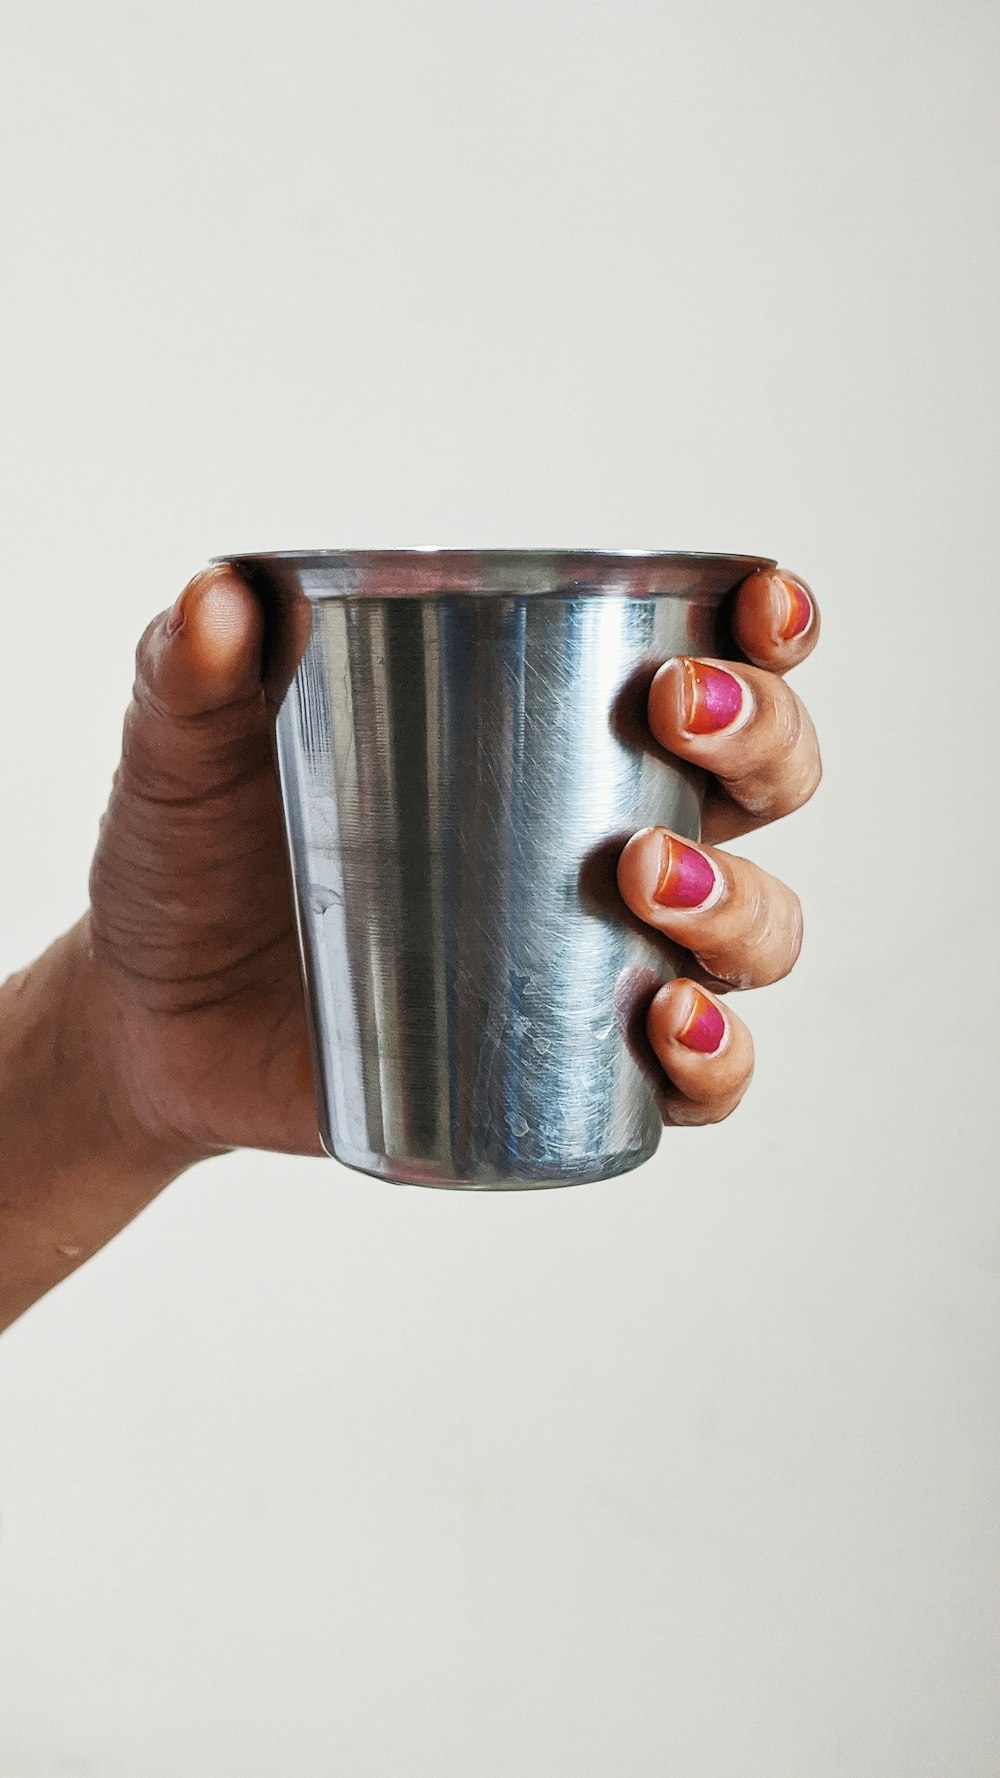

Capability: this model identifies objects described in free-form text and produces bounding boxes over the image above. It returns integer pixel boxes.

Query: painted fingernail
[778,574,814,642]
[678,987,727,1054]
[165,593,187,638]
[680,658,751,734]
[653,834,722,910]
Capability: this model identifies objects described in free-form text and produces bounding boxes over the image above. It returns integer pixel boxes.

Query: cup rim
[214,547,776,568]
[213,547,777,599]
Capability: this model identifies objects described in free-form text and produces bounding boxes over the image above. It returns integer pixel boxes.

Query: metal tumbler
[231,550,772,1190]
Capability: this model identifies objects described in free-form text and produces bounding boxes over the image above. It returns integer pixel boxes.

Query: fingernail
[678,987,727,1054]
[653,834,722,910]
[777,574,813,642]
[680,658,751,734]
[165,593,187,638]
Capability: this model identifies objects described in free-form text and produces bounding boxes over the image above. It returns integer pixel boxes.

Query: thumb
[124,565,270,801]
[139,564,264,718]
[92,563,290,1001]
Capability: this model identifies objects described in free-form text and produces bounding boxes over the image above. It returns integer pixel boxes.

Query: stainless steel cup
[231,550,772,1190]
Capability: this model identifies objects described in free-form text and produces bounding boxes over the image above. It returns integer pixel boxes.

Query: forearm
[0,922,188,1332]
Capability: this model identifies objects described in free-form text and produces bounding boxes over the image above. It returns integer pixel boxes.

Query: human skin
[0,564,820,1332]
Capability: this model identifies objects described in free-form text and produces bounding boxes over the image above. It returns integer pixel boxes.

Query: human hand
[85,569,322,1167]
[616,567,821,1125]
[83,564,819,1171]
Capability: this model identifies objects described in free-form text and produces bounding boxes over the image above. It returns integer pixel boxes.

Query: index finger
[729,567,820,673]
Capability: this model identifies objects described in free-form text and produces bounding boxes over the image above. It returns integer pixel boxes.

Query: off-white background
[1,0,998,1773]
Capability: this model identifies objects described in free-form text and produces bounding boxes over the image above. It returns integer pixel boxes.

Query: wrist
[0,923,193,1330]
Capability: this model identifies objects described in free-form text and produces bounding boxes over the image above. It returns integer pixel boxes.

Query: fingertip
[618,827,723,923]
[732,567,820,669]
[648,979,729,1060]
[650,654,755,748]
[647,656,684,732]
[647,979,753,1124]
[646,977,688,1054]
[617,826,666,914]
[173,565,263,668]
[159,566,265,711]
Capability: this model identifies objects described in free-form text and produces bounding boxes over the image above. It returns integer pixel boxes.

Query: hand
[86,569,323,1165]
[84,563,820,1169]
[616,567,821,1125]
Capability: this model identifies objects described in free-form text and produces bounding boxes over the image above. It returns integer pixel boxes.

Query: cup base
[320,1133,660,1191]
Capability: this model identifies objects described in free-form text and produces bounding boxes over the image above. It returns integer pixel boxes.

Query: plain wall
[1,0,998,1773]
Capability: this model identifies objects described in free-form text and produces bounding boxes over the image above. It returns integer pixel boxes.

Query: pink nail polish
[681,658,748,734]
[678,988,727,1054]
[164,593,187,638]
[653,835,720,910]
[778,575,813,642]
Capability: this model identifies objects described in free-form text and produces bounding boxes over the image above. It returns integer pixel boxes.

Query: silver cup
[231,550,771,1189]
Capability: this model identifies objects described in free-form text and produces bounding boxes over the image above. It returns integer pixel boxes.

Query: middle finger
[617,826,803,990]
[647,655,822,842]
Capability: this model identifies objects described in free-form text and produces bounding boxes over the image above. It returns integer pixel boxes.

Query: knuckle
[779,707,822,813]
[760,890,804,984]
[727,699,821,823]
[776,684,805,750]
[785,892,805,971]
[785,753,822,816]
[697,1100,731,1126]
[698,877,802,989]
[666,1086,747,1128]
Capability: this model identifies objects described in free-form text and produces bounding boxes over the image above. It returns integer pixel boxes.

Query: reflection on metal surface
[244,550,770,1189]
